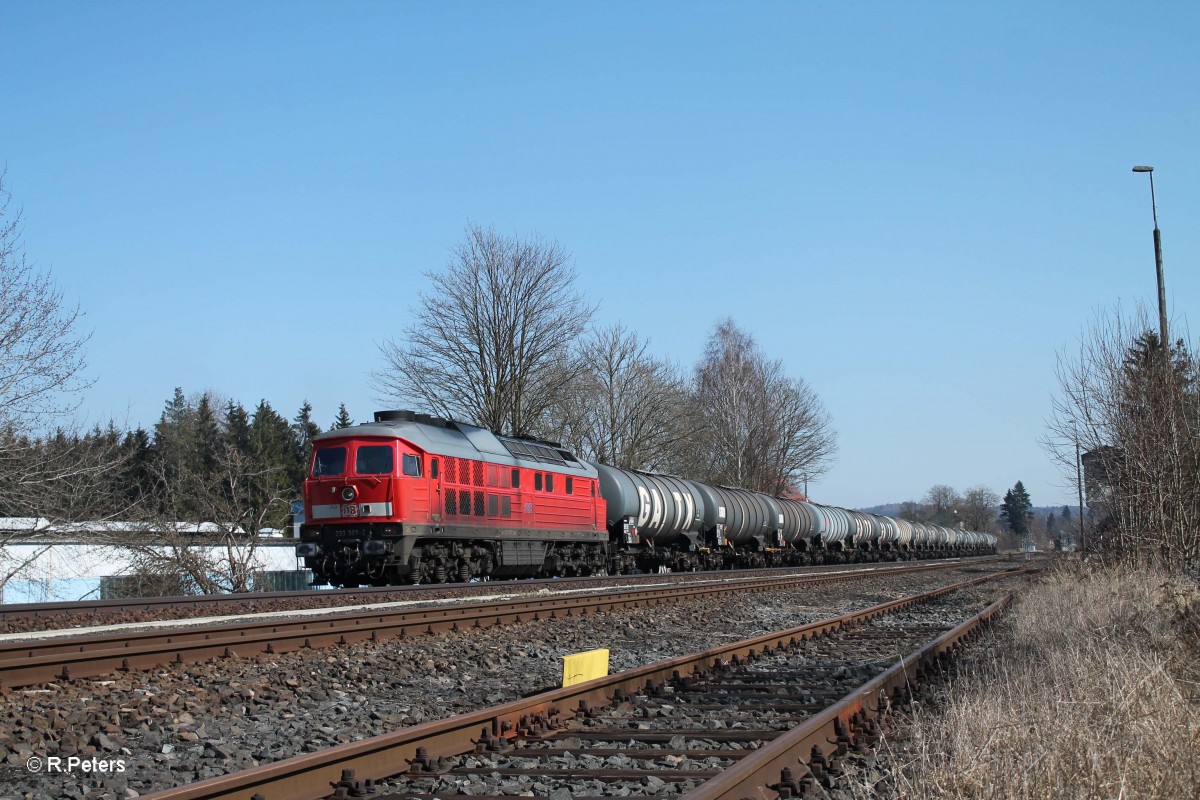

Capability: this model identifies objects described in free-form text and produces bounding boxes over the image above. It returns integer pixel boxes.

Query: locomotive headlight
[341,486,357,502]
[296,543,318,557]
[363,540,387,555]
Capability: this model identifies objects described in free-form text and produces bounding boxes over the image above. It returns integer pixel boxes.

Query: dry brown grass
[846,563,1200,799]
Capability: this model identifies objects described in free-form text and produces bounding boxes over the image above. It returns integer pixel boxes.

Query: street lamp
[1132,166,1168,352]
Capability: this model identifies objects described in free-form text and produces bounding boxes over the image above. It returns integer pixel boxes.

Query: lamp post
[1132,166,1168,352]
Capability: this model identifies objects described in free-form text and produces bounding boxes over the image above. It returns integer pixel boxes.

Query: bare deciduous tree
[374,224,595,436]
[118,444,290,594]
[923,484,963,525]
[0,429,136,592]
[0,173,127,592]
[898,500,926,522]
[959,485,1000,534]
[550,324,689,470]
[692,319,836,494]
[0,173,90,427]
[1045,306,1200,565]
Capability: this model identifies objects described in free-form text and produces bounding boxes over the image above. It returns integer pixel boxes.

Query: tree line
[0,390,358,528]
[0,387,359,594]
[374,223,838,496]
[895,480,1087,552]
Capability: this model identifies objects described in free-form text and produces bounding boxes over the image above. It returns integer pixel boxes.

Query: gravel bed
[0,562,969,635]
[0,563,1026,799]
[377,591,1004,800]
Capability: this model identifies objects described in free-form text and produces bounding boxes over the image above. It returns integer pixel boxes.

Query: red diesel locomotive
[296,410,609,585]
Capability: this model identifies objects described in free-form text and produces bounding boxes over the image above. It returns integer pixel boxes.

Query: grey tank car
[590,462,996,572]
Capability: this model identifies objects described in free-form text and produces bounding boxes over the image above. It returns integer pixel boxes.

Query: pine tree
[291,401,323,488]
[151,387,204,517]
[153,387,193,480]
[194,393,223,479]
[332,403,353,430]
[120,427,154,506]
[999,480,1033,536]
[225,401,253,457]
[251,401,293,473]
[249,400,294,532]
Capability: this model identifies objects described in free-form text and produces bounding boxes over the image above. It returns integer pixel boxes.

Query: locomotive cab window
[565,477,573,495]
[402,453,421,477]
[356,445,395,475]
[312,446,347,477]
[535,473,543,491]
[546,474,554,492]
[511,469,520,488]
[430,458,439,478]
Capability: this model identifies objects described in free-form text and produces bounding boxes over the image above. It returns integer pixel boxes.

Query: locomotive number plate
[340,504,359,517]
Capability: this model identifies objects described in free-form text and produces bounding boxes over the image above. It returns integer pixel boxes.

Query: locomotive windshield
[312,446,347,477]
[355,445,395,475]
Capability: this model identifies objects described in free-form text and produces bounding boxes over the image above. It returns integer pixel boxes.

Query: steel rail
[0,556,1005,621]
[137,567,1028,800]
[678,593,1013,800]
[0,559,998,690]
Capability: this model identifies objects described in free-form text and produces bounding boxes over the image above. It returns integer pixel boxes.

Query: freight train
[295,411,997,587]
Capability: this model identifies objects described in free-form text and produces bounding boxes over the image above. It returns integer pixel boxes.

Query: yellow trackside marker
[561,648,610,687]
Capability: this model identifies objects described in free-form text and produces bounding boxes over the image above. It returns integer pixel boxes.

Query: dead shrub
[846,563,1200,799]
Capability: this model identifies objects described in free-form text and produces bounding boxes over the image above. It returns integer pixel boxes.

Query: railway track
[0,559,1003,690]
[0,556,1007,631]
[139,569,1024,800]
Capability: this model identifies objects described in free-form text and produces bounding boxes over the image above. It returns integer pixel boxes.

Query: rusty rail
[0,559,1001,690]
[0,556,1006,621]
[138,567,1028,800]
[679,593,1012,800]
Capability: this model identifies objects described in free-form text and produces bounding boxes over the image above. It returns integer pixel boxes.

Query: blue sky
[3,2,1197,510]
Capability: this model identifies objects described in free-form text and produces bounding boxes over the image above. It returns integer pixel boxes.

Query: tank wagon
[296,412,997,587]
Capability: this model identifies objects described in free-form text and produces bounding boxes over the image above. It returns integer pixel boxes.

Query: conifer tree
[154,387,192,481]
[194,393,223,479]
[251,401,293,474]
[150,388,206,516]
[225,401,252,457]
[249,401,294,531]
[120,427,154,506]
[291,401,322,487]
[332,403,353,430]
[999,480,1033,536]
